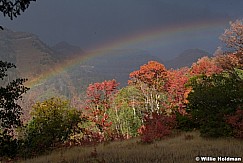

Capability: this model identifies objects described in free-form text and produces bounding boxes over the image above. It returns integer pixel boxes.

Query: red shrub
[138,113,177,143]
[226,107,243,139]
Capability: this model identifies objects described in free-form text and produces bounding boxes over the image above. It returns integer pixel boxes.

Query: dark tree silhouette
[0,61,29,133]
[0,0,35,158]
[0,0,36,29]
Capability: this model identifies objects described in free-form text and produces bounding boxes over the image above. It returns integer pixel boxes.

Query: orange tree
[129,61,179,142]
[165,67,191,115]
[129,61,168,114]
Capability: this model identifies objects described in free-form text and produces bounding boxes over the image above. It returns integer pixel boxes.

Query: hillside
[0,29,57,79]
[165,49,212,69]
[50,41,164,90]
[51,41,84,60]
[0,29,162,100]
[1,29,215,102]
[0,29,214,101]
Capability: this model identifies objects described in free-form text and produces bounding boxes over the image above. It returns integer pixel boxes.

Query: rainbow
[25,18,228,88]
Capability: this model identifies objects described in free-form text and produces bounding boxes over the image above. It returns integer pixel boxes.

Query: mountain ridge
[0,29,215,102]
[0,29,163,99]
[164,48,212,69]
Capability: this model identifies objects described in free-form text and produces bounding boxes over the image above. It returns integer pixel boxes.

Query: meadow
[18,131,243,163]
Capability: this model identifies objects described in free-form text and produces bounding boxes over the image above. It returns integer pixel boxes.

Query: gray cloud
[1,0,242,59]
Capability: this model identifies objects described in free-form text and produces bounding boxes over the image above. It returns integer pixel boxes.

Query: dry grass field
[18,131,243,163]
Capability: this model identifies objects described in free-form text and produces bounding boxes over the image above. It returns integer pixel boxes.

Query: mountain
[164,49,212,69]
[0,29,162,101]
[68,49,163,89]
[0,29,57,79]
[51,41,84,60]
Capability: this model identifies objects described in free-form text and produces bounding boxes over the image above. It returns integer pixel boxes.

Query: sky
[1,0,242,60]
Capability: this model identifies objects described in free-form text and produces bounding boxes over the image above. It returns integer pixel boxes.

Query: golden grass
[18,131,243,163]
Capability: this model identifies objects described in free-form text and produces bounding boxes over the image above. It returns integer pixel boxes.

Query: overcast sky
[1,0,242,59]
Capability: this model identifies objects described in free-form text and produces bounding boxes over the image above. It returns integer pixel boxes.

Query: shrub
[138,113,176,143]
[175,112,196,132]
[0,133,18,158]
[226,107,243,138]
[24,97,83,154]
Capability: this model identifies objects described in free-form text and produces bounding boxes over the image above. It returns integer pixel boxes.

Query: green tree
[109,86,143,138]
[186,72,243,137]
[24,97,82,154]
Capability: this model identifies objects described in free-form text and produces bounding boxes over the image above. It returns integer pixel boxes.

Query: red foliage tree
[190,56,223,76]
[165,67,190,114]
[86,79,119,109]
[85,79,119,141]
[129,61,168,113]
[214,52,243,71]
[129,61,167,90]
[164,56,225,116]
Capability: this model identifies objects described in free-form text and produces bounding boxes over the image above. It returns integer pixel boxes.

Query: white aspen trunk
[149,92,153,112]
[155,94,160,113]
[114,105,120,134]
[132,96,136,117]
[145,93,149,112]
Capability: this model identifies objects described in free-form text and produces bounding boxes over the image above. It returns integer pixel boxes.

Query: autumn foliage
[1,19,243,160]
[84,79,119,141]
[190,56,223,76]
[214,52,243,71]
[129,61,168,114]
[226,106,243,139]
[165,67,190,114]
[86,79,119,109]
[129,61,167,90]
[220,19,243,53]
[138,113,176,143]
